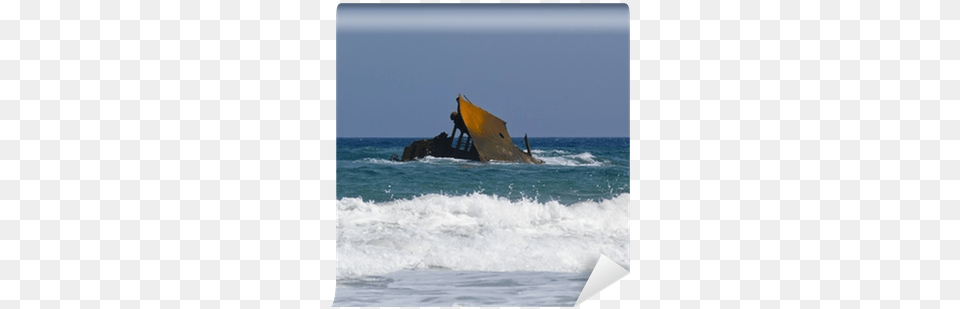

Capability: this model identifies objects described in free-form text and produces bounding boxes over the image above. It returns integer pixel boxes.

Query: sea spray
[337,192,629,278]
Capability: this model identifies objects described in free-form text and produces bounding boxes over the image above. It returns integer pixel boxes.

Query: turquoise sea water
[335,137,629,307]
[337,137,629,203]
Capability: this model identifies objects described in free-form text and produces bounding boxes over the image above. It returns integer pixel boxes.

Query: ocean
[334,137,630,307]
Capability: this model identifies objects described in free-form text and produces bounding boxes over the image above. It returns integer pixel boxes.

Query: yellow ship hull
[396,94,543,164]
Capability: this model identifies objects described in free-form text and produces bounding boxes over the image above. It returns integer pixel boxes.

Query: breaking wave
[536,151,605,167]
[530,149,569,155]
[336,193,630,278]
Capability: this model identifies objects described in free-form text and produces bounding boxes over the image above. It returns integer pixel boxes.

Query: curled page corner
[575,254,630,306]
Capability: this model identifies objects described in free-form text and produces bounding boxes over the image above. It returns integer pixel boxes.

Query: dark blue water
[337,137,629,205]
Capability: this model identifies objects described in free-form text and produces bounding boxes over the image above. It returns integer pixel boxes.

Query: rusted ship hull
[396,94,543,164]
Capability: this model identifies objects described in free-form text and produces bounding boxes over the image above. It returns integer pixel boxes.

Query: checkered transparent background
[2,0,957,308]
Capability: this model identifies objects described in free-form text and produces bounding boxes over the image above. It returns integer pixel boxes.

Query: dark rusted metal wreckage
[391,94,544,164]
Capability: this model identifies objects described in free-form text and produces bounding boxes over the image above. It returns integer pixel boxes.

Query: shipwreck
[392,94,544,164]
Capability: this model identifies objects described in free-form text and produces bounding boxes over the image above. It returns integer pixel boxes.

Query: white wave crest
[356,156,484,165]
[336,193,629,278]
[530,149,569,155]
[536,151,605,167]
[416,156,477,164]
[358,151,605,167]
[355,158,404,164]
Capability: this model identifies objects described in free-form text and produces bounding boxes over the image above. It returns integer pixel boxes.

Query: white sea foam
[537,151,605,167]
[486,150,605,167]
[358,150,604,166]
[530,149,569,155]
[355,156,478,165]
[336,193,629,278]
[355,158,404,164]
[416,156,476,164]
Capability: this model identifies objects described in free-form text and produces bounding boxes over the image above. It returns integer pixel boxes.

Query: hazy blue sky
[337,4,628,138]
